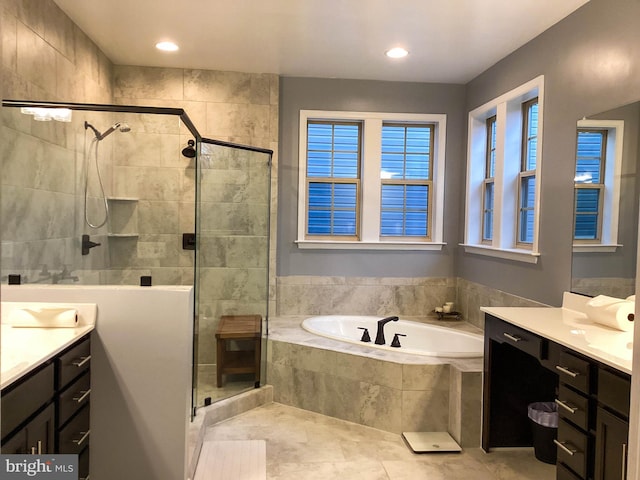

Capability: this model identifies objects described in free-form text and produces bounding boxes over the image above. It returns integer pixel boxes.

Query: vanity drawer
[58,404,90,455]
[555,351,591,394]
[57,335,91,390]
[598,368,630,417]
[1,362,54,440]
[555,419,589,479]
[58,372,91,427]
[488,317,544,359]
[556,384,589,431]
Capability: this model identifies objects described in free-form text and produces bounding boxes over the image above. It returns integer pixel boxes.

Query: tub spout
[374,316,399,345]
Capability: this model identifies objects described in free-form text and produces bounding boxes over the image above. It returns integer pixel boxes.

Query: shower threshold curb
[187,385,273,480]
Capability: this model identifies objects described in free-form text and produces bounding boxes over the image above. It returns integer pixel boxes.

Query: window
[380,124,433,239]
[306,121,361,238]
[483,116,496,242]
[573,120,624,252]
[574,129,605,241]
[463,76,544,264]
[518,99,538,245]
[297,110,447,250]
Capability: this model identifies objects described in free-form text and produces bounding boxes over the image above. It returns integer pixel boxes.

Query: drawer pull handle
[555,365,579,378]
[555,398,577,414]
[73,430,90,447]
[622,443,628,480]
[73,389,91,404]
[554,439,579,456]
[503,332,522,343]
[72,355,91,368]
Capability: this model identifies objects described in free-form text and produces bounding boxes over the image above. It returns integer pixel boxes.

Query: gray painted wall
[277,0,640,306]
[461,0,640,306]
[277,78,466,277]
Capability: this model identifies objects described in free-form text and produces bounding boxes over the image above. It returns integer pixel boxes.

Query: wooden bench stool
[215,315,262,388]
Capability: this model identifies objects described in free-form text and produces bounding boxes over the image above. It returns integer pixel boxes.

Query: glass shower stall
[1,99,272,415]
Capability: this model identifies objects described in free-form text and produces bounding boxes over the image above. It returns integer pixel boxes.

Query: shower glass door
[194,138,272,406]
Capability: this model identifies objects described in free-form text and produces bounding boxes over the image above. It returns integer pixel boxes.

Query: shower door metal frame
[194,137,273,408]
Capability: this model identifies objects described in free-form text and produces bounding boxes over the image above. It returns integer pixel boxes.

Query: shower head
[182,139,196,158]
[85,121,131,140]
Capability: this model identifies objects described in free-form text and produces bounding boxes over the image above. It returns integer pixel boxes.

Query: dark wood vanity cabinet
[1,362,55,454]
[483,314,630,480]
[594,368,630,480]
[1,334,91,479]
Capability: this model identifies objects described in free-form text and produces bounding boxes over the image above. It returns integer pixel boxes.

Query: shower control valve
[81,234,101,255]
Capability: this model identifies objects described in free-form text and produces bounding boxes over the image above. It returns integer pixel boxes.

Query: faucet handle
[357,327,371,343]
[390,333,406,348]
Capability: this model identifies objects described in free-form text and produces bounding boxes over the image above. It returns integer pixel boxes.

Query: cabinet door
[1,428,27,454]
[1,404,54,455]
[26,404,55,455]
[594,407,628,480]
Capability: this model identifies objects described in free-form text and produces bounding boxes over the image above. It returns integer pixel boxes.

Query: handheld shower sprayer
[83,119,131,229]
[84,121,131,141]
[99,121,131,140]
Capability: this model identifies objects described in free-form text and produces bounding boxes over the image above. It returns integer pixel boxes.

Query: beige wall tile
[43,0,74,61]
[184,69,271,105]
[14,0,44,37]
[2,12,17,70]
[56,51,85,101]
[114,65,183,101]
[16,21,56,95]
[402,389,449,432]
[205,102,270,138]
[359,382,402,433]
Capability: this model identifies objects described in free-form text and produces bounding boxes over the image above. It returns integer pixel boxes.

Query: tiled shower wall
[112,66,279,369]
[1,0,114,282]
[1,0,279,375]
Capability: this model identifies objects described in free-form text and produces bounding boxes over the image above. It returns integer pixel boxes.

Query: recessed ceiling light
[385,47,409,59]
[156,41,179,52]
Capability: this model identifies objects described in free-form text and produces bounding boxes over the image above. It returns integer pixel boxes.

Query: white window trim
[296,110,447,251]
[461,76,544,264]
[573,119,624,253]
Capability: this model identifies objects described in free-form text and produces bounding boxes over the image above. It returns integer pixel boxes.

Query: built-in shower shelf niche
[107,197,139,237]
[107,197,139,202]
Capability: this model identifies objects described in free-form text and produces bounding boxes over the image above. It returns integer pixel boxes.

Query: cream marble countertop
[482,295,633,375]
[1,324,95,389]
[1,301,97,390]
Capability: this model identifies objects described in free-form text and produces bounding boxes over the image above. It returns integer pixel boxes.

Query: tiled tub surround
[267,316,483,447]
[276,276,548,331]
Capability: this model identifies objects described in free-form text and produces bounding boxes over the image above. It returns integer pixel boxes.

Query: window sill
[572,243,622,253]
[460,244,540,264]
[296,240,446,251]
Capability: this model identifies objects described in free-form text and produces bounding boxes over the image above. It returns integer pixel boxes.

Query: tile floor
[203,402,556,480]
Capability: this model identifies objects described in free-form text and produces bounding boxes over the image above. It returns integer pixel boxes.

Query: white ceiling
[53,0,589,84]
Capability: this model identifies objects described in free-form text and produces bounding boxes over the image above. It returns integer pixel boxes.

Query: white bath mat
[194,440,266,480]
[402,431,462,453]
